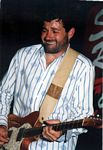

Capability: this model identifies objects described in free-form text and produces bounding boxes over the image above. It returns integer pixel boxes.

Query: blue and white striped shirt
[0,44,95,150]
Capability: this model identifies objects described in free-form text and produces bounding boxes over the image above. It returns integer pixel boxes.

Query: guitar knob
[96,114,100,118]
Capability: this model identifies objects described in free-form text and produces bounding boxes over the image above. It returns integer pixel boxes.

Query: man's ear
[68,27,75,40]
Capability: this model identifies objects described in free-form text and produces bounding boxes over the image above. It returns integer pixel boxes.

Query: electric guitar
[0,111,102,150]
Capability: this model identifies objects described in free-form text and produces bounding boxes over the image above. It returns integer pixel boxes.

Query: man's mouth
[44,41,56,45]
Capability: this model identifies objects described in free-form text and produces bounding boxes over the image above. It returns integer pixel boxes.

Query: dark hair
[40,8,77,32]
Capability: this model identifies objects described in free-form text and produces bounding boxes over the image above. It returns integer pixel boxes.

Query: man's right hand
[0,126,9,146]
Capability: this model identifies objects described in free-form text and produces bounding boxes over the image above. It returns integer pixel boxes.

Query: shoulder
[70,48,94,68]
[17,44,42,55]
[13,44,43,60]
[77,53,94,68]
[10,44,43,66]
[74,52,95,80]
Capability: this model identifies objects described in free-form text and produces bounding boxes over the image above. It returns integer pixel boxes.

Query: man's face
[41,19,69,54]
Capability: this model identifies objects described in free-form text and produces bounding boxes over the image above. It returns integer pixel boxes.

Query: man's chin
[45,48,59,54]
[43,46,57,53]
[42,44,60,53]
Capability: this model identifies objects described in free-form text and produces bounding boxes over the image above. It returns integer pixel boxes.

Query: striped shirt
[0,44,95,150]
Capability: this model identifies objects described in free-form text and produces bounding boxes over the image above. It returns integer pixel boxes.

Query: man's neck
[45,51,65,67]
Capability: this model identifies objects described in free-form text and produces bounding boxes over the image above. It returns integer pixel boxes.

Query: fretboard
[23,119,83,138]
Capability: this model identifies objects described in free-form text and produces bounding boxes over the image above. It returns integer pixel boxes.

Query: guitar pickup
[16,127,25,141]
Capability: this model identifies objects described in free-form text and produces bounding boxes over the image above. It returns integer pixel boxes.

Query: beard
[42,36,69,54]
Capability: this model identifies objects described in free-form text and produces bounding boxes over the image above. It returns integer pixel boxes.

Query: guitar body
[8,111,40,128]
[0,111,101,150]
[1,111,40,150]
[2,123,31,150]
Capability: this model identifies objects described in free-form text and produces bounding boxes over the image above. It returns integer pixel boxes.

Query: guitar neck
[52,119,83,131]
[23,119,83,139]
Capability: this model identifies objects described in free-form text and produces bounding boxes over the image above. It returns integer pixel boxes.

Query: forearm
[0,54,18,126]
[0,85,14,126]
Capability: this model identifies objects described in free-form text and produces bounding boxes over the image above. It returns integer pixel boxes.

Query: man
[0,10,95,150]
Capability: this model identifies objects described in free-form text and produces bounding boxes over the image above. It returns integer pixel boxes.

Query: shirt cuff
[0,115,8,127]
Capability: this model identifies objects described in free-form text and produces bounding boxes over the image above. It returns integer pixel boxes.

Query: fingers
[42,120,62,142]
[0,136,9,146]
[0,126,9,146]
[0,136,9,145]
[44,119,60,125]
[42,126,56,141]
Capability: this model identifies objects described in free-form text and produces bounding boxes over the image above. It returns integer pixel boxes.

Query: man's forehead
[43,18,64,26]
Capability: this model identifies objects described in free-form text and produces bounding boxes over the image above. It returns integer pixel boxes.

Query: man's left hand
[42,120,62,142]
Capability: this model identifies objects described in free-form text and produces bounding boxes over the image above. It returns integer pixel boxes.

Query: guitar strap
[39,48,79,123]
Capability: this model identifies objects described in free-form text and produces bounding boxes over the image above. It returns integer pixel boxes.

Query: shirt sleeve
[57,62,95,142]
[0,51,19,126]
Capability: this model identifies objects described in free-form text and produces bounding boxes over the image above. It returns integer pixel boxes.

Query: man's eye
[42,29,47,32]
[53,30,59,33]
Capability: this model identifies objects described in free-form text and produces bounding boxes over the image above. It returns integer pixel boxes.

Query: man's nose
[45,31,53,40]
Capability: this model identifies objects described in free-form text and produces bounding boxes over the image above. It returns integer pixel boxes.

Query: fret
[52,119,83,131]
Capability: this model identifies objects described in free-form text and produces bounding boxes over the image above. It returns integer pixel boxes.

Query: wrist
[0,125,8,129]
